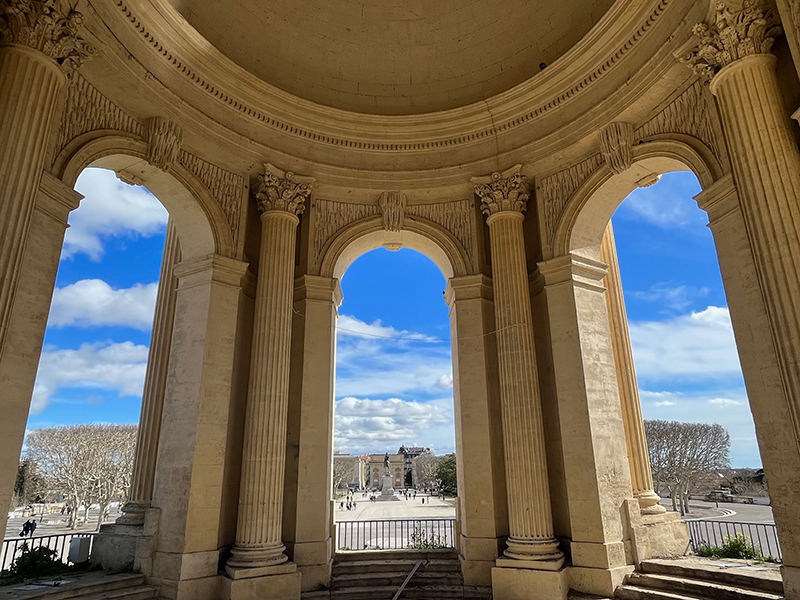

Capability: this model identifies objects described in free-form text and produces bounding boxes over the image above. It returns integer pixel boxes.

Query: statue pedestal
[378,474,398,501]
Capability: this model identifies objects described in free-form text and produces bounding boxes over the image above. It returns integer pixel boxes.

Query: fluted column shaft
[0,44,66,354]
[600,224,664,516]
[229,208,299,568]
[710,52,800,455]
[486,210,562,565]
[119,220,181,524]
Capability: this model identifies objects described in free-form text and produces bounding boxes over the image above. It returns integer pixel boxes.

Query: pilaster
[538,253,635,597]
[446,274,507,586]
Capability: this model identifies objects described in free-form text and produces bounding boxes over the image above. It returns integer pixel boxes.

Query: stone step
[331,571,462,589]
[623,573,783,600]
[617,584,705,600]
[329,585,487,600]
[0,573,147,600]
[640,560,784,595]
[332,559,461,576]
[76,587,158,600]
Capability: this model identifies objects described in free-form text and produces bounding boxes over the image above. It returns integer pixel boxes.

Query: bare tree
[333,455,356,494]
[645,420,730,515]
[25,424,137,529]
[412,452,439,489]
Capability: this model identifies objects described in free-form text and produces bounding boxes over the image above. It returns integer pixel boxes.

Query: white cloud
[337,314,438,342]
[334,397,454,455]
[629,306,742,381]
[434,374,453,390]
[31,341,149,414]
[629,283,709,313]
[48,279,158,330]
[65,168,168,260]
[617,172,705,229]
[709,398,745,407]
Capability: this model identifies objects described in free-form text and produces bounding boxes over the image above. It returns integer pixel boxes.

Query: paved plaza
[334,492,456,522]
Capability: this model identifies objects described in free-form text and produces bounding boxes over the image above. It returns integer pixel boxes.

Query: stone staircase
[616,557,784,600]
[301,549,491,599]
[0,573,157,600]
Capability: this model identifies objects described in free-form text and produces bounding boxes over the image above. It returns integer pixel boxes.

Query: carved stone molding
[682,0,782,81]
[254,164,313,216]
[0,0,96,70]
[599,122,634,175]
[379,191,406,232]
[539,154,604,244]
[311,200,379,264]
[179,151,244,248]
[472,165,529,217]
[634,81,721,160]
[407,199,475,264]
[146,117,183,172]
[111,0,673,153]
[55,73,144,156]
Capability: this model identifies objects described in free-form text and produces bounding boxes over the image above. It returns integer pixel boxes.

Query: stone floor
[334,492,456,522]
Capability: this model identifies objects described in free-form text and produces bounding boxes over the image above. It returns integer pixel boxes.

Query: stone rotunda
[1,0,800,598]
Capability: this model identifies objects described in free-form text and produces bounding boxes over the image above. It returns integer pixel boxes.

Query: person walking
[30,520,37,536]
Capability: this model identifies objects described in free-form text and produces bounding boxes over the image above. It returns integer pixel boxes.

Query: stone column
[599,224,664,517]
[0,1,94,352]
[0,173,81,541]
[685,5,800,595]
[283,275,340,592]
[225,166,310,599]
[118,221,182,525]
[472,167,565,598]
[446,275,508,587]
[696,176,800,600]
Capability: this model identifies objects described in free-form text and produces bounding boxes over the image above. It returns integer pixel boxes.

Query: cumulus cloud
[31,341,149,414]
[629,283,709,313]
[629,306,742,381]
[48,279,158,330]
[434,374,453,390]
[64,168,168,260]
[337,314,438,342]
[616,172,705,229]
[334,397,454,455]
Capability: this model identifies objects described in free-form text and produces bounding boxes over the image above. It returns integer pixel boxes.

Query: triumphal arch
[2,0,800,598]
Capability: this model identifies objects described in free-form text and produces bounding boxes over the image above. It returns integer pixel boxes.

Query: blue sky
[26,168,758,466]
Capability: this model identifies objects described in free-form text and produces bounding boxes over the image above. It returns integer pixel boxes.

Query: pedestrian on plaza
[30,520,37,536]
[421,497,425,504]
[20,520,30,537]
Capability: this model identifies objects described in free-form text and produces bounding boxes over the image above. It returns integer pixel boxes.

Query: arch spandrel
[49,133,240,261]
[544,136,727,261]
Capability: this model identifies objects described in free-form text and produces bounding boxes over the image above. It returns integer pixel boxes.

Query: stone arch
[50,132,235,260]
[552,137,725,259]
[317,214,471,281]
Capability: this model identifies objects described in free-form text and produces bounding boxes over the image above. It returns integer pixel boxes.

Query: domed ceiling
[168,0,616,115]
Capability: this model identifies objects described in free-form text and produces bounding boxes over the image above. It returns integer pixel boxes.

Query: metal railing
[336,518,455,551]
[686,519,781,561]
[1,532,96,572]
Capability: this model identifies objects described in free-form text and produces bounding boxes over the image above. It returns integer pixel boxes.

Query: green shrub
[408,528,447,550]
[1,543,68,585]
[695,533,777,562]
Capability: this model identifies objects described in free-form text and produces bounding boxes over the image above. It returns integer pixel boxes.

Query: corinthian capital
[472,165,529,217]
[0,0,97,70]
[254,164,314,216]
[682,0,782,81]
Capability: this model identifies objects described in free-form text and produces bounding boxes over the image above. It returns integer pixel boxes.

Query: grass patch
[695,533,780,563]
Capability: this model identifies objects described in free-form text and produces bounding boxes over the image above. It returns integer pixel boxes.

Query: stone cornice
[98,0,681,155]
[681,0,782,81]
[0,0,96,70]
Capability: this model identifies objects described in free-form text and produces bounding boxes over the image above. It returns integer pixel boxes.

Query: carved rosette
[146,117,183,172]
[472,166,529,217]
[379,191,406,232]
[599,122,634,174]
[682,0,782,81]
[253,164,313,216]
[0,0,96,70]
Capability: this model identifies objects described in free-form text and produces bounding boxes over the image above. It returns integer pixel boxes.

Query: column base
[91,523,141,572]
[492,563,569,600]
[782,564,800,600]
[222,562,301,600]
[289,539,332,592]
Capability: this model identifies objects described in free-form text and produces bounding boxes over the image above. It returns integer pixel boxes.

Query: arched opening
[331,245,457,550]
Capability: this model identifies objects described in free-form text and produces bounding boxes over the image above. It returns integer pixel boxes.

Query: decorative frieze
[539,154,603,244]
[146,117,183,172]
[407,199,475,264]
[179,151,244,248]
[379,191,406,232]
[472,165,529,217]
[599,122,634,175]
[634,81,721,160]
[56,73,144,155]
[253,164,313,216]
[0,0,96,71]
[681,0,782,81]
[312,200,379,263]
